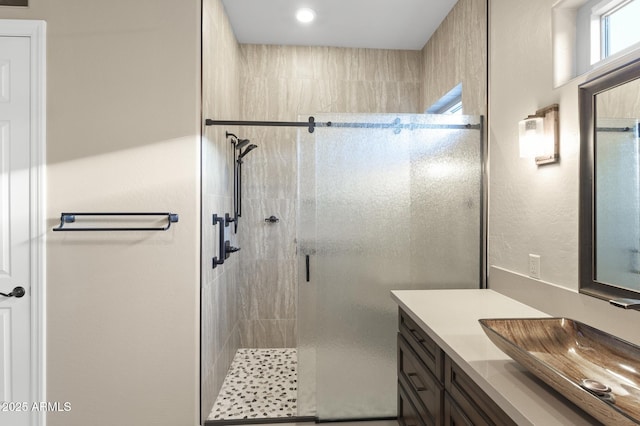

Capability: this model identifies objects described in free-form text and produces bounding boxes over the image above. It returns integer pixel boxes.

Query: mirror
[580,57,640,300]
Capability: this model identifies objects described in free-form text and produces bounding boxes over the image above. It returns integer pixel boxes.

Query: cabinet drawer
[444,355,517,426]
[398,334,443,425]
[399,309,444,382]
[399,381,427,426]
[444,393,474,426]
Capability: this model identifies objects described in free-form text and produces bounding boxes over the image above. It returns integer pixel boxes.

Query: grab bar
[52,212,179,231]
[212,213,240,269]
[212,214,225,268]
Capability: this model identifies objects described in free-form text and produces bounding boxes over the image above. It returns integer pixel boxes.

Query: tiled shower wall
[236,45,423,348]
[201,0,242,420]
[421,0,487,116]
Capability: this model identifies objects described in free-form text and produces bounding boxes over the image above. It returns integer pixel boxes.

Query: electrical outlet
[529,254,541,279]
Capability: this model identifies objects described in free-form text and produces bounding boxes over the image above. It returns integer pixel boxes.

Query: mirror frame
[579,56,640,301]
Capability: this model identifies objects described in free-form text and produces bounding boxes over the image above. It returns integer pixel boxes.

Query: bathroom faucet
[609,298,640,310]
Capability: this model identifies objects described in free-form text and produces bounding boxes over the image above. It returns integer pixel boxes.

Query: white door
[0,35,32,426]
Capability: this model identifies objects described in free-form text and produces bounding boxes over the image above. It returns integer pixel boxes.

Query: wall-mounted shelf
[52,212,179,232]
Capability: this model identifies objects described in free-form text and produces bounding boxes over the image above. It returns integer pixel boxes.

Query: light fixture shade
[518,104,560,165]
[519,117,545,158]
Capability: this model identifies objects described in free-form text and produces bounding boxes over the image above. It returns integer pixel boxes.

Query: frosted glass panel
[297,113,483,420]
[297,121,317,417]
[595,118,640,289]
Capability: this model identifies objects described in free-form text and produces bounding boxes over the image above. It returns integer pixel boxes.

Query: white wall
[489,0,581,289]
[489,0,640,343]
[0,1,201,425]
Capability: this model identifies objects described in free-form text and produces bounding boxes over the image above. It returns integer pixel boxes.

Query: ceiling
[220,0,459,51]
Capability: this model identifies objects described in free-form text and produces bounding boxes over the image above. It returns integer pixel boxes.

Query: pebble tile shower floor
[208,348,297,420]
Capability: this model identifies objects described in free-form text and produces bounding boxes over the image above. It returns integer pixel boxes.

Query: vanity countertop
[391,289,599,426]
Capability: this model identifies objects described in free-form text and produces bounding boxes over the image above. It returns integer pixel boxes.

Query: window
[552,0,640,86]
[591,0,640,64]
[600,0,640,59]
[426,83,462,115]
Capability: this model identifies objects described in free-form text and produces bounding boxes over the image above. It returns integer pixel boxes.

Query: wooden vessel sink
[479,317,640,425]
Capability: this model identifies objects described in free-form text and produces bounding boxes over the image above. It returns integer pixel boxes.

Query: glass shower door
[297,113,483,420]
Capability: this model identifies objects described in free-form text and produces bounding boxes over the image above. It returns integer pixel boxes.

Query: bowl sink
[479,318,640,425]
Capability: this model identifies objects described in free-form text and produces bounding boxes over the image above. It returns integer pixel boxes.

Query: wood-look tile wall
[421,0,487,116]
[201,0,242,419]
[236,45,422,348]
[241,45,422,118]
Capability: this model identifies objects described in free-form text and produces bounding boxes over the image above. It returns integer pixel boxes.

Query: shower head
[236,139,250,149]
[238,144,258,159]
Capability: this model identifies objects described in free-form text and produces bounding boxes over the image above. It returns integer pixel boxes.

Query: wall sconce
[519,104,559,165]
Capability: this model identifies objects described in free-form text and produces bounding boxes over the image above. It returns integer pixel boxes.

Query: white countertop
[391,289,599,426]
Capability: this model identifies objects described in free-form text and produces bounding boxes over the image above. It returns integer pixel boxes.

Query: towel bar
[52,212,179,231]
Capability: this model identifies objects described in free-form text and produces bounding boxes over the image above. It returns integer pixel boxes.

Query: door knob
[0,286,25,298]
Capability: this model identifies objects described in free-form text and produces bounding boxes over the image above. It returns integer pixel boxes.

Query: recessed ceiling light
[296,8,316,24]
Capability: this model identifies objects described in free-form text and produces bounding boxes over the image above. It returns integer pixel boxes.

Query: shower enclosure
[295,113,483,420]
[202,112,484,423]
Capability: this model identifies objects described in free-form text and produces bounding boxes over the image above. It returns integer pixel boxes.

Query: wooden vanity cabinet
[398,309,517,426]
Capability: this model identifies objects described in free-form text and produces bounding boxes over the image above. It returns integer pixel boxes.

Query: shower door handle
[305,255,310,282]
